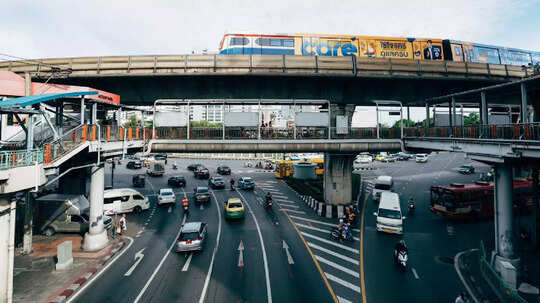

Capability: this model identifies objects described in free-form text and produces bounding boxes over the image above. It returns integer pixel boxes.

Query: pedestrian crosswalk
[256,180,362,303]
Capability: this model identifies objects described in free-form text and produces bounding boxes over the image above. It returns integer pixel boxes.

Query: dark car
[194,167,210,179]
[458,164,475,174]
[217,165,231,175]
[168,176,186,187]
[132,174,146,187]
[155,154,168,164]
[127,160,142,169]
[193,187,211,204]
[188,163,203,171]
[237,177,255,190]
[395,153,411,161]
[208,177,225,189]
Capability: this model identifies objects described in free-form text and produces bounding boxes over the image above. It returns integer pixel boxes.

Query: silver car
[177,222,207,253]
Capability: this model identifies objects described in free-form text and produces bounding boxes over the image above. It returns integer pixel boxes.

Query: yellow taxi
[224,198,245,220]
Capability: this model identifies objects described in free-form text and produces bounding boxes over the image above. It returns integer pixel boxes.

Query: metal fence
[479,241,527,303]
[405,123,540,141]
[0,149,43,170]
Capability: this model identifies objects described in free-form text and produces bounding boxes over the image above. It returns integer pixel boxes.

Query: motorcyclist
[337,219,345,237]
[408,196,415,212]
[230,179,235,189]
[394,240,408,257]
[265,191,272,201]
[182,198,189,212]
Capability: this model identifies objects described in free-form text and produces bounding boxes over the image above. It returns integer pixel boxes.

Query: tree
[123,115,139,128]
[190,120,223,128]
[464,113,480,126]
[392,119,416,128]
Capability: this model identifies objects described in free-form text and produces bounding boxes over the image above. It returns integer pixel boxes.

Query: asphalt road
[359,152,495,303]
[69,153,500,303]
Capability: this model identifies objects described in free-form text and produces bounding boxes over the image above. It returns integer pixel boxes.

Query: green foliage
[123,115,139,128]
[190,120,223,128]
[464,113,480,126]
[392,119,416,128]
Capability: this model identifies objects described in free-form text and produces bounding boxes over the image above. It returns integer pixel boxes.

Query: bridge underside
[148,139,401,153]
[53,75,504,106]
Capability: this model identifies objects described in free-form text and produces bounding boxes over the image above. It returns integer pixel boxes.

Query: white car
[104,188,149,214]
[158,188,176,205]
[415,154,428,163]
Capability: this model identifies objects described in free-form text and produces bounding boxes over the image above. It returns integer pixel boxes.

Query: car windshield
[197,188,209,194]
[243,178,253,182]
[161,191,173,196]
[378,208,401,219]
[180,232,200,241]
[228,202,243,208]
[374,184,391,190]
[214,177,224,182]
[222,166,229,169]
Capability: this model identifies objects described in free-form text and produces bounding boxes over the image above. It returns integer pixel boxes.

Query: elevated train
[219,33,540,67]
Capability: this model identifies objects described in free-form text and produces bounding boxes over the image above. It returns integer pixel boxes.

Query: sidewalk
[455,248,540,303]
[13,234,126,303]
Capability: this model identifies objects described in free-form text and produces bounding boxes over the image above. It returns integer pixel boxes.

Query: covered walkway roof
[0,91,98,108]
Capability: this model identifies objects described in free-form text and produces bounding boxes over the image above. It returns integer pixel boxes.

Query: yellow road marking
[275,200,339,303]
[360,194,368,303]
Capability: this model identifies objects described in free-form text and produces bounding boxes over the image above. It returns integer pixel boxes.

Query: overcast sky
[1,0,539,59]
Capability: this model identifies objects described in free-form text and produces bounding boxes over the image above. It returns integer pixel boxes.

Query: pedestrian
[118,214,127,235]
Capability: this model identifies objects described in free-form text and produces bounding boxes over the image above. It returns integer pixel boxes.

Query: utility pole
[111,161,115,188]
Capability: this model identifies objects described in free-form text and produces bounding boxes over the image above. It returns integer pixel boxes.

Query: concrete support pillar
[25,115,34,150]
[480,91,488,125]
[323,153,354,205]
[80,98,86,125]
[532,168,539,250]
[521,83,528,123]
[493,161,521,290]
[91,103,97,125]
[425,103,430,128]
[329,104,356,136]
[115,107,121,126]
[0,197,16,303]
[24,73,31,96]
[451,97,457,130]
[407,106,410,125]
[83,166,108,251]
[58,158,89,195]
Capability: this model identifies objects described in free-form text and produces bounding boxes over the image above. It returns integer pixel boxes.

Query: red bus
[430,179,535,220]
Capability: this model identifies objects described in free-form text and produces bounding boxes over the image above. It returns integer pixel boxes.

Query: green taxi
[224,198,245,220]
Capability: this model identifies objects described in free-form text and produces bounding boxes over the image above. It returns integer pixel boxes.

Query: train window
[283,39,294,47]
[255,38,271,46]
[230,37,249,46]
[270,39,282,46]
[473,46,500,64]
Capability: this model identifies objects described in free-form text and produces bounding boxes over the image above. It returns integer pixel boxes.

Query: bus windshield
[378,208,401,219]
[374,184,391,190]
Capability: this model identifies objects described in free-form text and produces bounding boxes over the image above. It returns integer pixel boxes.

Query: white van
[147,160,165,176]
[104,188,150,214]
[415,153,428,163]
[374,192,404,234]
[372,175,393,202]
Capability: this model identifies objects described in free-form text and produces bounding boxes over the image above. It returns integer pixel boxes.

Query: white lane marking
[135,230,143,238]
[181,253,193,272]
[412,268,420,279]
[200,204,204,210]
[315,255,359,278]
[238,240,244,267]
[198,191,223,303]
[308,242,359,265]
[272,195,289,199]
[282,241,294,265]
[279,204,300,209]
[275,199,296,204]
[325,273,361,294]
[280,209,306,215]
[168,206,172,213]
[337,296,353,303]
[295,223,360,242]
[124,248,146,276]
[66,236,134,303]
[133,214,185,303]
[236,189,272,303]
[301,232,359,254]
[289,215,360,233]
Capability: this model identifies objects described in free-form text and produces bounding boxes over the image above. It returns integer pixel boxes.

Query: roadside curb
[284,182,353,219]
[48,238,126,303]
[454,249,482,303]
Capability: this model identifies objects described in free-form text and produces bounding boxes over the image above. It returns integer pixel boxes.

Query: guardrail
[0,149,43,170]
[404,123,540,141]
[479,241,527,303]
[0,55,531,79]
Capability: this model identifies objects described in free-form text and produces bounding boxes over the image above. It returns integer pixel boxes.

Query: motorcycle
[394,249,408,271]
[230,182,235,191]
[408,200,415,214]
[330,225,353,242]
[244,162,252,168]
[265,198,273,210]
[172,163,178,170]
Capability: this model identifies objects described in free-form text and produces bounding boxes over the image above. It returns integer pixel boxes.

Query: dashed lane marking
[325,273,361,294]
[301,232,359,254]
[275,199,296,204]
[278,204,300,209]
[181,253,193,272]
[307,242,359,265]
[315,255,360,278]
[412,268,420,280]
[337,296,353,303]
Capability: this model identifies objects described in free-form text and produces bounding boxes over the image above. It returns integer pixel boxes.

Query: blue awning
[0,91,98,108]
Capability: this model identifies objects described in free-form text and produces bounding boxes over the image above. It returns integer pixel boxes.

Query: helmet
[399,240,406,246]
[339,219,344,223]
